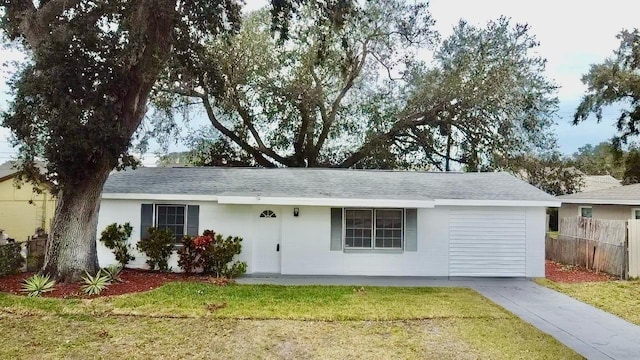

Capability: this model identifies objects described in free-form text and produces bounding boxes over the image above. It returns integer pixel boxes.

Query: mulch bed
[545,260,615,283]
[0,269,229,298]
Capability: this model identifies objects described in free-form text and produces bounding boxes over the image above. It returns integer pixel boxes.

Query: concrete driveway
[238,275,640,359]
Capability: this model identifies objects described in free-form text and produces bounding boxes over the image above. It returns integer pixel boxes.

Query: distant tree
[513,153,583,196]
[575,29,640,147]
[570,142,624,179]
[623,148,640,184]
[157,152,191,167]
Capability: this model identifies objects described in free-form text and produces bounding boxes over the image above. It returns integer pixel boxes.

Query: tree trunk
[42,169,111,282]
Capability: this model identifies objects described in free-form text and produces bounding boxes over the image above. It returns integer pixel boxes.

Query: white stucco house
[96,167,559,278]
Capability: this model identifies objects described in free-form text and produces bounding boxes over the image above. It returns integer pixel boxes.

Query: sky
[0,0,638,165]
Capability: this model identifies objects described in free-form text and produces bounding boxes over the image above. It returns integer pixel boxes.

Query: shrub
[176,230,246,278]
[177,236,198,273]
[203,231,247,278]
[22,274,56,297]
[101,264,123,283]
[99,223,135,266]
[0,243,25,276]
[81,271,110,295]
[137,227,174,271]
[26,254,44,272]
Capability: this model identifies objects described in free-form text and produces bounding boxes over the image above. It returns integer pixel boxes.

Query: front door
[252,207,281,274]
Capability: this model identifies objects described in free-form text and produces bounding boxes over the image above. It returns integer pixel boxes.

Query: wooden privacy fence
[547,217,627,278]
[629,220,640,278]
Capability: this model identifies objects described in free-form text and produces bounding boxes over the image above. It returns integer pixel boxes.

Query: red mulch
[0,269,228,299]
[545,260,615,283]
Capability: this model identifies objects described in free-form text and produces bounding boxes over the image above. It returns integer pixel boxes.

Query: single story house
[558,183,640,220]
[0,162,56,242]
[97,168,559,278]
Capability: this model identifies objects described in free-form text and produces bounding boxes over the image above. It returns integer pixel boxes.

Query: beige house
[558,183,640,221]
[0,164,56,242]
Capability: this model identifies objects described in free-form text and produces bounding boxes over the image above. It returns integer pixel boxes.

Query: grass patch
[537,278,640,325]
[0,283,581,359]
[107,283,508,320]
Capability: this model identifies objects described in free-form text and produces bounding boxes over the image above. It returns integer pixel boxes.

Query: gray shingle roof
[558,183,640,203]
[581,175,621,192]
[103,167,555,202]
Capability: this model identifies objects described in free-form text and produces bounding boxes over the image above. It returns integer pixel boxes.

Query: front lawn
[537,278,640,325]
[0,283,581,359]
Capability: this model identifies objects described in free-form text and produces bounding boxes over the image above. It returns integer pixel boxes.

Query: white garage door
[449,208,526,277]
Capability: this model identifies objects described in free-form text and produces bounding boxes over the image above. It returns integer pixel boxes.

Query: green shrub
[81,271,110,295]
[137,227,174,271]
[26,254,44,272]
[99,223,135,266]
[22,274,56,297]
[0,243,25,276]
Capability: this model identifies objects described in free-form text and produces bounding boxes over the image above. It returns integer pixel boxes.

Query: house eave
[435,199,560,207]
[216,195,436,208]
[558,198,640,206]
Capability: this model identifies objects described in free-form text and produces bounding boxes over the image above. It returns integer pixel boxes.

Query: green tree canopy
[575,29,640,147]
[163,5,558,172]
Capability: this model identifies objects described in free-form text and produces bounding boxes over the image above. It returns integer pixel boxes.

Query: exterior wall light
[293,208,300,217]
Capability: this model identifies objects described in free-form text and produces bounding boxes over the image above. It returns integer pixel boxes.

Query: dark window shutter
[187,205,200,237]
[405,208,418,252]
[140,204,154,240]
[330,208,343,251]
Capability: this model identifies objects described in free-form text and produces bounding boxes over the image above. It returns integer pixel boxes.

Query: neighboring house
[97,168,558,278]
[558,183,640,220]
[580,175,621,192]
[0,163,56,242]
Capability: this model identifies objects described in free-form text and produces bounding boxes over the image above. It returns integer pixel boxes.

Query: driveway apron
[470,281,640,360]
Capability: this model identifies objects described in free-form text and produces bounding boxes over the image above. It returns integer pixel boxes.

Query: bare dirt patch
[545,260,615,283]
[0,269,229,298]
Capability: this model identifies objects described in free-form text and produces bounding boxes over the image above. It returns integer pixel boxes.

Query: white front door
[252,207,282,274]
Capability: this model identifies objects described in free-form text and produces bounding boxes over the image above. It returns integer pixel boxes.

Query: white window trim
[155,204,188,241]
[578,206,593,218]
[632,208,640,220]
[343,208,404,251]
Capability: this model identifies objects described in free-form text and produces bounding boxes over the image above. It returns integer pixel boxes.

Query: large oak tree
[0,0,351,281]
[166,6,558,172]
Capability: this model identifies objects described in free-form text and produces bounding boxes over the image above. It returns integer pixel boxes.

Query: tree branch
[201,93,277,168]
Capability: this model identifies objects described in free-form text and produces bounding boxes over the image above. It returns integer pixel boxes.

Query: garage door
[449,208,526,277]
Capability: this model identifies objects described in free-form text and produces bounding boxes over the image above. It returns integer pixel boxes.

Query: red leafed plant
[177,229,246,278]
[193,234,213,249]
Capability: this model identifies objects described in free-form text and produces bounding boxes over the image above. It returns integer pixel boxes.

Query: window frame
[343,208,404,251]
[154,204,187,243]
[578,206,593,218]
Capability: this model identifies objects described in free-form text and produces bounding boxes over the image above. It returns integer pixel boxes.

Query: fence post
[624,224,629,280]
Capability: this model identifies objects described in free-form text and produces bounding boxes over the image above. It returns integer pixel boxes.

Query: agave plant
[22,274,56,297]
[101,264,123,283]
[81,271,111,295]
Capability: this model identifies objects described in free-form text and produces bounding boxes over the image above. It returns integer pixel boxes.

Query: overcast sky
[0,0,638,165]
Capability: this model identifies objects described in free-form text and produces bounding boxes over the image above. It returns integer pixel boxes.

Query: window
[345,209,372,248]
[579,206,592,218]
[633,209,640,220]
[260,210,277,218]
[345,209,403,249]
[156,205,185,242]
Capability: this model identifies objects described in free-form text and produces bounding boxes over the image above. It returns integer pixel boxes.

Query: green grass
[0,283,582,359]
[537,278,640,325]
